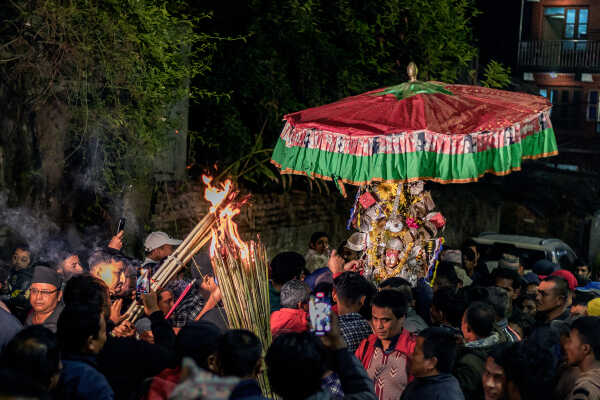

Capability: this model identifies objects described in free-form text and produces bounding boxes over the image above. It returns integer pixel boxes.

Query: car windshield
[555,248,577,270]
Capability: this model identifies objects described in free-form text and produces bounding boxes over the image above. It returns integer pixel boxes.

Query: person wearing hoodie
[454,302,500,400]
[270,279,310,337]
[401,327,464,400]
[564,316,600,400]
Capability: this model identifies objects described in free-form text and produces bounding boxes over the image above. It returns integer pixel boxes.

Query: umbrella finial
[407,62,418,82]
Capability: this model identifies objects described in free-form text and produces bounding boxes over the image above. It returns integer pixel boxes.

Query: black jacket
[97,311,177,400]
[453,346,489,400]
[305,348,376,400]
[401,373,465,400]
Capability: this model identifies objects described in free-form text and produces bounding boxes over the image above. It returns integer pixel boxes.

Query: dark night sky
[475,0,525,71]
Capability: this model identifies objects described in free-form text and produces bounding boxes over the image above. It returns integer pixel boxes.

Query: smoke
[72,135,107,194]
[0,191,60,258]
[0,191,119,266]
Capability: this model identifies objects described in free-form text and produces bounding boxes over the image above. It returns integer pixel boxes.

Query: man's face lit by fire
[62,255,84,280]
[92,260,125,296]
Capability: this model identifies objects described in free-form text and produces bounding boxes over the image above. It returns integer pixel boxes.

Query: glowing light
[203,174,232,213]
[204,174,250,267]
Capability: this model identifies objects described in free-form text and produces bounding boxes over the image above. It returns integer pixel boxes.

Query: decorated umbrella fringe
[210,235,272,396]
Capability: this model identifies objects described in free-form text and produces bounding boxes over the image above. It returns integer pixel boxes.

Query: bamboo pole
[210,236,272,396]
[124,195,230,323]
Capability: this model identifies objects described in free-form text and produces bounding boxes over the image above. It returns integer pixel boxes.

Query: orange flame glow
[203,174,232,213]
[203,174,250,265]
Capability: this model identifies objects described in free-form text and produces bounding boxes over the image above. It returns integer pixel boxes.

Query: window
[541,87,585,129]
[588,90,599,122]
[543,7,589,46]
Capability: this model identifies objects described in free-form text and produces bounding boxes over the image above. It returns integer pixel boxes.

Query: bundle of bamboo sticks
[125,182,237,323]
[210,233,272,395]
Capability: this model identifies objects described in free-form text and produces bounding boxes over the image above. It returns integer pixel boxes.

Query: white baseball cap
[144,231,182,252]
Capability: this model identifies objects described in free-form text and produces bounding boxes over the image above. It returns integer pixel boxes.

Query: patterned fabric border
[278,111,553,157]
[271,125,558,186]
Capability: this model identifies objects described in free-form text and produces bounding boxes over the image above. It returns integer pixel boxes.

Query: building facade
[518,0,600,140]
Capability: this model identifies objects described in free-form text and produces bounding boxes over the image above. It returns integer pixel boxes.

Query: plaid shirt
[172,283,206,328]
[338,312,372,353]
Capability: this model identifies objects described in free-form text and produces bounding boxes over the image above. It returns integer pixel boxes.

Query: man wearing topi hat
[24,265,64,333]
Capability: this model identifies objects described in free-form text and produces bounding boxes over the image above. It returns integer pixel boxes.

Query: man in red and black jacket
[356,289,416,400]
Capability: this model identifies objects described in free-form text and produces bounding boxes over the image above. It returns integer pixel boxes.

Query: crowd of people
[1,228,600,400]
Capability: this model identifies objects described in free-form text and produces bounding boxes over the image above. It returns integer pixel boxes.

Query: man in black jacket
[63,274,177,400]
[266,313,376,400]
[402,327,464,400]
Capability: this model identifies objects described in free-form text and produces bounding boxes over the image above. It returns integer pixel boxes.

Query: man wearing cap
[498,253,523,276]
[25,265,64,333]
[142,231,182,274]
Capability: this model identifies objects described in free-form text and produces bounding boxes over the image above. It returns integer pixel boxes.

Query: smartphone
[136,267,150,303]
[116,218,126,235]
[309,292,331,336]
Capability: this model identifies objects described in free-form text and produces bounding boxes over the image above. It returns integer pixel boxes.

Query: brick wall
[150,181,503,260]
[149,169,599,262]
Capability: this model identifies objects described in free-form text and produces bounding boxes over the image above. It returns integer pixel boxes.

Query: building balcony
[518,40,600,72]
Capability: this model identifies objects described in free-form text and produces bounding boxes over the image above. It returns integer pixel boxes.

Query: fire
[223,207,249,261]
[214,205,250,262]
[203,174,232,213]
[203,174,250,264]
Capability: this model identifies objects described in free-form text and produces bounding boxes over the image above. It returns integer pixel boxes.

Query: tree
[191,0,480,188]
[0,0,216,220]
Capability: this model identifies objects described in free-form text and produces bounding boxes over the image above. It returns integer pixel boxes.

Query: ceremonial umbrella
[270,63,558,196]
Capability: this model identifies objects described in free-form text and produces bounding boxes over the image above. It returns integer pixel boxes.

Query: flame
[204,174,250,265]
[226,215,249,261]
[217,205,249,261]
[203,174,232,213]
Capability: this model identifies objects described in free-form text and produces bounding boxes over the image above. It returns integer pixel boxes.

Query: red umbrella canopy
[271,74,558,195]
[285,83,551,136]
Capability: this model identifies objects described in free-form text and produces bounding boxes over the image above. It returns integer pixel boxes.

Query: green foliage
[481,60,512,89]
[192,0,480,187]
[0,0,217,194]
